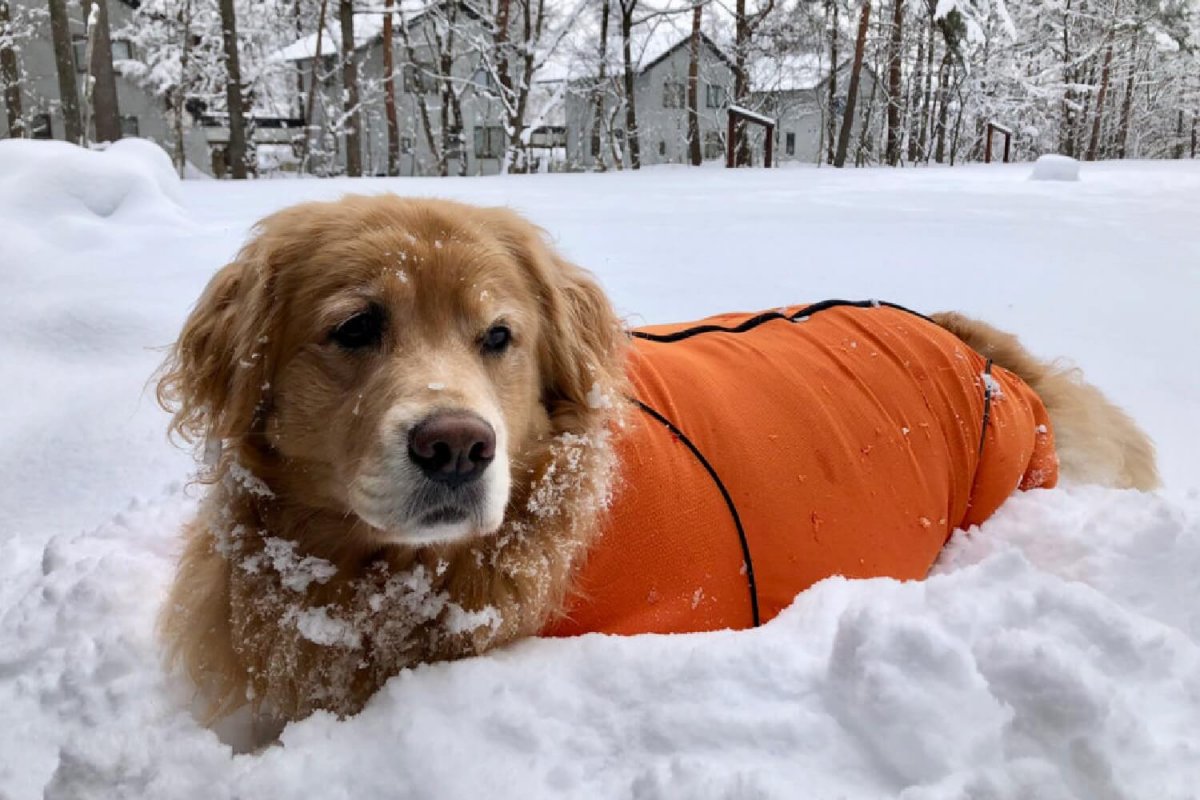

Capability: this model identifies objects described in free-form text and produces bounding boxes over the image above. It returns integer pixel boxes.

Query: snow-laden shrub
[1030,155,1081,182]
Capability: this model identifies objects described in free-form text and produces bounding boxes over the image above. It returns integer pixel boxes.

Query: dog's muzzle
[350,405,510,545]
[407,411,496,488]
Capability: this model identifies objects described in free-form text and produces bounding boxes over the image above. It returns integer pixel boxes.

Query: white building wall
[564,41,734,170]
[1,0,209,170]
[299,13,518,177]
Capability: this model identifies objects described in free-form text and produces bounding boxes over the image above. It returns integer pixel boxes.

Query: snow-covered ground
[1,140,1198,799]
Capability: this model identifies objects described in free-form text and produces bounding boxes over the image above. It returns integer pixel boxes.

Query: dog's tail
[931,311,1160,491]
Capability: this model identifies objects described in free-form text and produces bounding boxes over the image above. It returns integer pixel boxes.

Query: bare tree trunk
[619,0,640,169]
[949,78,966,164]
[80,3,96,143]
[687,1,702,166]
[825,0,838,164]
[1060,0,1075,156]
[834,0,871,167]
[437,8,463,178]
[491,0,546,173]
[87,0,121,142]
[1174,109,1185,159]
[48,0,82,143]
[933,51,950,163]
[445,65,466,178]
[494,0,514,169]
[299,0,329,172]
[589,0,610,169]
[513,0,545,171]
[173,0,192,175]
[437,84,450,177]
[857,54,879,165]
[0,0,24,137]
[916,6,933,162]
[884,0,903,165]
[733,0,750,164]
[382,0,400,176]
[338,0,362,176]
[1116,28,1138,159]
[605,102,624,167]
[906,7,925,163]
[1086,1,1118,162]
[218,0,248,177]
[731,0,774,165]
[293,0,304,115]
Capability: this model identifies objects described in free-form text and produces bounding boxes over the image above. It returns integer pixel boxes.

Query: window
[471,66,491,92]
[72,35,87,72]
[445,126,465,160]
[705,84,725,109]
[403,63,436,94]
[120,115,139,137]
[703,130,722,161]
[474,125,505,159]
[31,113,52,140]
[662,81,685,109]
[785,132,795,156]
[72,37,132,69]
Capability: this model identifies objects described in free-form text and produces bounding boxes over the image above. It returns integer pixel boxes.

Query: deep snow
[1,141,1198,799]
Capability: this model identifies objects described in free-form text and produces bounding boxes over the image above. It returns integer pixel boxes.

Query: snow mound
[1031,154,1081,182]
[0,139,184,251]
[4,487,1198,800]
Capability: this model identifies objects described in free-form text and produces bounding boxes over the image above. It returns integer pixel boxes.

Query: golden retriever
[158,194,1158,727]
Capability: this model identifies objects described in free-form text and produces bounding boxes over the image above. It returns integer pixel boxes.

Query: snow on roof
[546,3,734,85]
[729,104,775,126]
[273,0,444,62]
[750,53,830,93]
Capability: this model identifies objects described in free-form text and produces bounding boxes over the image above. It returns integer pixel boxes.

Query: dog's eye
[331,306,386,350]
[481,324,511,356]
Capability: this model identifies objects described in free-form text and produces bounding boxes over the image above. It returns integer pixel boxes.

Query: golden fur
[158,196,628,721]
[931,312,1159,491]
[158,195,1158,728]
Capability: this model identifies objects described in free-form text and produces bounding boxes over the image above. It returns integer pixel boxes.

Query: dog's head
[159,196,626,546]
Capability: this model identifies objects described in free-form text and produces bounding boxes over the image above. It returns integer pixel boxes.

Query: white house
[752,55,883,165]
[279,0,567,177]
[563,32,736,170]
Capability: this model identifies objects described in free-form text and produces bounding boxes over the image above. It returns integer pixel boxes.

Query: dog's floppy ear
[157,234,278,453]
[483,208,627,433]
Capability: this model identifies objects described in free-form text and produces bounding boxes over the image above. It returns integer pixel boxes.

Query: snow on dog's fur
[158,195,1158,730]
[158,196,627,722]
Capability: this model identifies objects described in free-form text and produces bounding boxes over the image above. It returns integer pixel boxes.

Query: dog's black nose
[408,412,496,488]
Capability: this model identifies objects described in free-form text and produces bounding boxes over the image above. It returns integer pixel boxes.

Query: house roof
[541,3,739,85]
[639,31,734,75]
[274,0,483,62]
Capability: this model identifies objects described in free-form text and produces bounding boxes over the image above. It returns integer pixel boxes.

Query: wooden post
[985,122,1011,164]
[726,112,736,168]
[726,107,776,168]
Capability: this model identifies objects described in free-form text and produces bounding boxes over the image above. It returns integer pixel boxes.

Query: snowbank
[2,160,1199,799]
[0,139,184,257]
[1031,154,1081,182]
[5,489,1198,800]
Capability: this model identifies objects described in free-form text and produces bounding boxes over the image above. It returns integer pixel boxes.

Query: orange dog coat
[544,301,1058,637]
